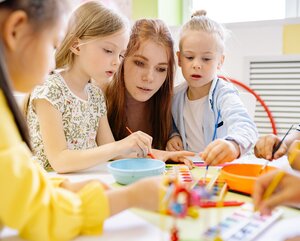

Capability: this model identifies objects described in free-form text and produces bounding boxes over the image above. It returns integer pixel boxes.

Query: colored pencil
[199,200,244,208]
[125,126,156,159]
[260,147,299,210]
[262,170,285,200]
[272,124,294,157]
[206,171,220,191]
[218,183,228,201]
[203,110,221,184]
[258,124,294,175]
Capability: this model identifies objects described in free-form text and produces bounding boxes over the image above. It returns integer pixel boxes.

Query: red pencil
[125,126,156,159]
[199,201,244,208]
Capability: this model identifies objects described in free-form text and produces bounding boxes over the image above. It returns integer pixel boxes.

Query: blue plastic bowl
[107,158,165,185]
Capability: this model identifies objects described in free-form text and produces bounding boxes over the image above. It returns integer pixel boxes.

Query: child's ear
[2,10,28,51]
[217,55,225,70]
[70,39,80,55]
[176,51,182,67]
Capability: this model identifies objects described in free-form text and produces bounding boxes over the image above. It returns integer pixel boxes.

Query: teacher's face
[124,40,168,102]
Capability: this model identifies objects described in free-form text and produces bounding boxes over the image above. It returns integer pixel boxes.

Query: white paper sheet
[1,210,169,241]
[256,216,300,241]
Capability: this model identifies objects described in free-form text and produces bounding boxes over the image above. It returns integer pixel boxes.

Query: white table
[2,155,300,241]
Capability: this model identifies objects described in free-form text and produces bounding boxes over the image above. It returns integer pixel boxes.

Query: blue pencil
[203,110,221,183]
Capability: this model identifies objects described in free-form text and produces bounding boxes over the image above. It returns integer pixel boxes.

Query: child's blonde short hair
[55,0,129,69]
[179,10,229,52]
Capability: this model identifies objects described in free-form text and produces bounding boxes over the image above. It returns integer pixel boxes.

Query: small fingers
[169,136,184,151]
[202,141,222,165]
[130,131,153,157]
[166,143,173,151]
[260,189,289,215]
[171,142,181,151]
[181,157,194,169]
[137,131,153,154]
[210,150,228,166]
[273,144,287,159]
[254,135,278,160]
[252,170,280,211]
[166,142,177,151]
[264,135,280,160]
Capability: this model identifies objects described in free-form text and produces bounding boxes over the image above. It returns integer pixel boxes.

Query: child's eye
[104,48,113,54]
[185,56,194,60]
[203,58,211,62]
[157,67,167,73]
[134,60,144,67]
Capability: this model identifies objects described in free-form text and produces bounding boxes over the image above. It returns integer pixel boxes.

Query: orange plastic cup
[220,164,277,195]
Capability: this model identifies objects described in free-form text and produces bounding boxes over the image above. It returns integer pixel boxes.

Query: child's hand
[117,131,153,158]
[254,134,287,160]
[154,150,195,169]
[127,176,163,211]
[288,140,300,171]
[201,139,240,165]
[253,170,300,215]
[166,135,184,151]
[60,179,109,192]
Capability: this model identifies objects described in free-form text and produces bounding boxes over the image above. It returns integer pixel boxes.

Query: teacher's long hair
[106,19,175,149]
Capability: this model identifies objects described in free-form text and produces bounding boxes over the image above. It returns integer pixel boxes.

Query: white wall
[223,18,300,84]
[170,18,300,85]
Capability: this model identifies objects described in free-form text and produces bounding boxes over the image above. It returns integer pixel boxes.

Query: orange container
[220,164,277,195]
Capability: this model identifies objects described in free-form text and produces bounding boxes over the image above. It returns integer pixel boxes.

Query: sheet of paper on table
[1,210,169,241]
[256,216,300,241]
[74,210,169,241]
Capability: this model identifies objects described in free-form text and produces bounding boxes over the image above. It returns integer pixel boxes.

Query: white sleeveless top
[27,73,106,170]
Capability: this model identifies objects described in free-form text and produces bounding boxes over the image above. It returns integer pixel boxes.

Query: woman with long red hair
[106,19,194,166]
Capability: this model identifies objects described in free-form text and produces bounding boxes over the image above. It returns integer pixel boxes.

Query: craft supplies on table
[202,203,283,241]
[165,164,194,183]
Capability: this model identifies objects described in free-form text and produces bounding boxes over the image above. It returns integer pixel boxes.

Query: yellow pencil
[257,145,300,212]
[262,143,300,200]
[262,170,285,200]
[218,183,228,202]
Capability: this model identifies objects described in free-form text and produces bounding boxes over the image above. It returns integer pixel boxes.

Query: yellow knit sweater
[0,90,109,241]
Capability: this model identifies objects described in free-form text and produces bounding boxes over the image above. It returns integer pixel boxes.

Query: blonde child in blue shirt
[26,1,153,172]
[167,10,258,165]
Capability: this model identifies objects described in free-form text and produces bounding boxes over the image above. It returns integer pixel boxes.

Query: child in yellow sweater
[0,1,163,240]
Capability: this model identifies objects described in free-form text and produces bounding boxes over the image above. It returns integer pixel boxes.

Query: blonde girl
[27,1,153,173]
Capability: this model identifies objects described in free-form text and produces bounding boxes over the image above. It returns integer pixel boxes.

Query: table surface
[2,155,300,241]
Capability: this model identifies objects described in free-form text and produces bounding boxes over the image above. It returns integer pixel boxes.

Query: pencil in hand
[272,124,294,158]
[257,145,300,212]
[262,170,285,200]
[254,170,285,212]
[125,126,156,159]
[258,124,294,175]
